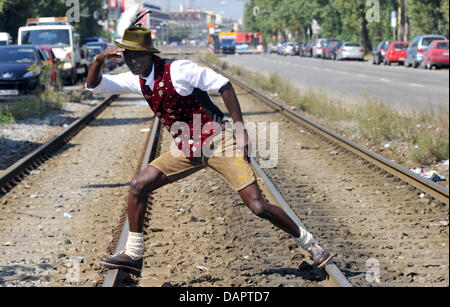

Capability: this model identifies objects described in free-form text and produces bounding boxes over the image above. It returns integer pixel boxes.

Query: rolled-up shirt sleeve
[171,60,229,96]
[85,71,142,95]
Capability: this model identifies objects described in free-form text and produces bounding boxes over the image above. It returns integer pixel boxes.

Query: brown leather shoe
[100,252,143,275]
[308,243,332,268]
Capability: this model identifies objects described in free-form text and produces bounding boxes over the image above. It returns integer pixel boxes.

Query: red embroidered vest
[139,56,224,158]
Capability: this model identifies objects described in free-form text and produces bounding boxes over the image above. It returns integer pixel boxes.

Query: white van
[0,32,12,46]
[18,17,86,84]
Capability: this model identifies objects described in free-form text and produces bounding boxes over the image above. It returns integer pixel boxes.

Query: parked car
[383,42,409,65]
[299,42,308,56]
[302,42,314,57]
[0,32,12,46]
[84,46,103,71]
[82,36,106,45]
[336,42,365,61]
[38,45,60,85]
[405,34,447,68]
[82,43,115,71]
[0,45,52,96]
[283,42,296,56]
[312,38,328,58]
[268,43,278,54]
[294,42,303,55]
[329,41,343,60]
[323,39,342,59]
[276,42,285,55]
[422,40,449,69]
[372,41,391,65]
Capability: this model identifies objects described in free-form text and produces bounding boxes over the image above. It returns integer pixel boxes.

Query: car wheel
[413,61,419,69]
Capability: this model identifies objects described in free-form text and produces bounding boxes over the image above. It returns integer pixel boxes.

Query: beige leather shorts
[150,128,256,191]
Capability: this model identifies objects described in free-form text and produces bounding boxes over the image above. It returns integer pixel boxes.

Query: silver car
[405,34,448,68]
[336,42,365,61]
[283,42,296,56]
[312,38,328,58]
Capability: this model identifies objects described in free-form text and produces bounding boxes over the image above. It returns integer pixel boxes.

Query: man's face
[123,50,153,76]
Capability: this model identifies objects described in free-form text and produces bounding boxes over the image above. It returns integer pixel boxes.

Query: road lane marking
[380,78,390,82]
[408,83,425,88]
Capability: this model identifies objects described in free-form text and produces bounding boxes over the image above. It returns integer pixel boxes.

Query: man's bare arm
[86,46,124,89]
[220,83,251,162]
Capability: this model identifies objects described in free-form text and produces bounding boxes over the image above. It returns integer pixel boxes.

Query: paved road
[222,53,449,112]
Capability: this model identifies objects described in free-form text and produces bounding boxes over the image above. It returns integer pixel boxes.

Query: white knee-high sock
[124,232,144,260]
[293,226,316,250]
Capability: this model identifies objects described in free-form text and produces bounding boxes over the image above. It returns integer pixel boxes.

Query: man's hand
[241,130,251,164]
[96,46,125,62]
[220,84,251,163]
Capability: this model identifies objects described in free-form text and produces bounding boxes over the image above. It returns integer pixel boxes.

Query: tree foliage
[245,0,449,52]
[0,0,107,42]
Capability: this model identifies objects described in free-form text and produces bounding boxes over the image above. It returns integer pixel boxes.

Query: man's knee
[130,167,165,196]
[248,199,269,218]
[130,175,149,196]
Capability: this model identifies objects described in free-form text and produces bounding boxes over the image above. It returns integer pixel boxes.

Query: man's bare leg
[100,165,171,274]
[238,183,300,237]
[238,183,332,268]
[128,165,172,232]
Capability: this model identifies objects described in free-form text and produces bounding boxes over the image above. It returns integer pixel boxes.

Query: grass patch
[0,88,66,123]
[202,54,449,165]
[0,106,13,124]
[70,90,83,103]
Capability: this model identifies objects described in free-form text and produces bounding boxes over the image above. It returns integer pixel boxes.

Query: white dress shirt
[86,59,229,97]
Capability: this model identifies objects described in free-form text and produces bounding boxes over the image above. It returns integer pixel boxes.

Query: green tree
[0,0,106,43]
[244,0,448,52]
[407,0,447,37]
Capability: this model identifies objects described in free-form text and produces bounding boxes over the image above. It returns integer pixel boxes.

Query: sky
[160,0,246,20]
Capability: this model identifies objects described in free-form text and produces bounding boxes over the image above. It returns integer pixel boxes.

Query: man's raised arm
[86,46,124,89]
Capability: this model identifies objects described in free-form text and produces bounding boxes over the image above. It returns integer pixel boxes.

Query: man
[86,25,331,276]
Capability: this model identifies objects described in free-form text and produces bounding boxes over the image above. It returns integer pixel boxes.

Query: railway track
[1,54,447,287]
[0,94,117,196]
[199,61,448,286]
[206,63,449,206]
[99,117,351,287]
[96,56,448,287]
[0,93,154,286]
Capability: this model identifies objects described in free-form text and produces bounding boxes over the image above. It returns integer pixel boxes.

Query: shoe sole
[316,254,333,269]
[100,261,142,275]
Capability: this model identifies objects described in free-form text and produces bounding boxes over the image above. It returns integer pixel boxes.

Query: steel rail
[209,65,449,205]
[251,157,352,287]
[102,118,161,287]
[0,94,118,196]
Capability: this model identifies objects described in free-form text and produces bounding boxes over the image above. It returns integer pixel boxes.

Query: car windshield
[40,48,50,60]
[436,42,449,49]
[0,48,36,63]
[394,44,409,50]
[88,48,102,56]
[422,37,445,47]
[345,42,360,47]
[86,43,107,50]
[221,39,235,45]
[21,29,70,47]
